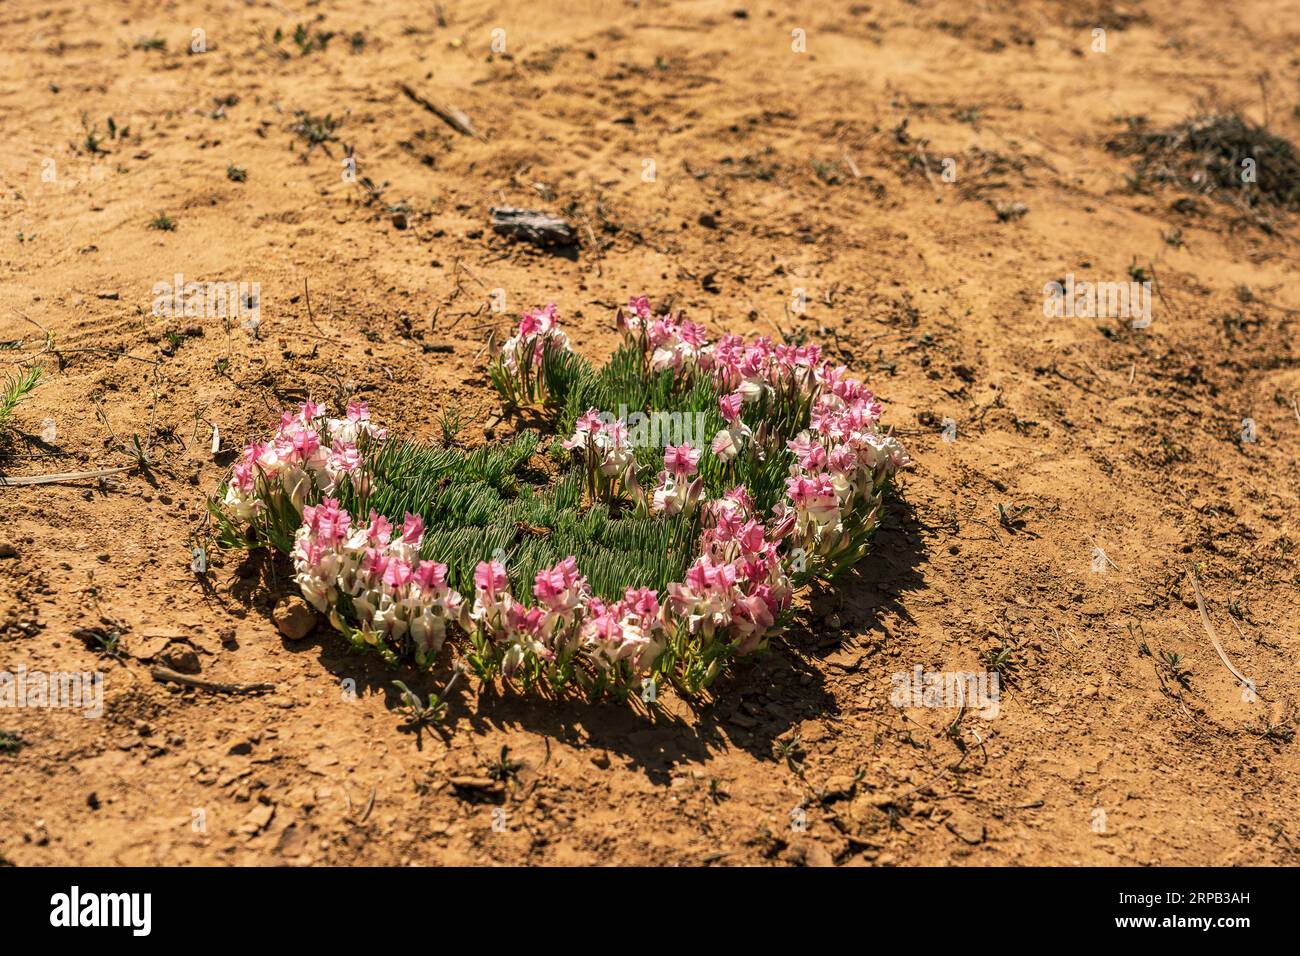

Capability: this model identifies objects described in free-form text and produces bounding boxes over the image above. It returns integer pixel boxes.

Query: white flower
[711,428,739,462]
[222,484,259,521]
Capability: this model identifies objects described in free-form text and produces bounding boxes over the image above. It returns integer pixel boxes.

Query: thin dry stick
[1187,569,1252,691]
[150,666,276,695]
[397,83,485,141]
[302,278,335,341]
[1227,614,1268,703]
[355,786,377,823]
[0,465,135,486]
[914,145,941,195]
[840,146,863,179]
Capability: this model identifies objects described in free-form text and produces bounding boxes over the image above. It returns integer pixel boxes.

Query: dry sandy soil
[1,0,1298,866]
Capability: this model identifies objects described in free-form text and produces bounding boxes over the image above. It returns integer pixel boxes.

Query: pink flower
[518,303,559,337]
[533,556,588,619]
[303,497,351,545]
[475,560,509,603]
[290,427,320,461]
[738,519,767,555]
[400,513,424,546]
[721,485,755,518]
[786,473,840,526]
[382,556,414,591]
[506,604,546,639]
[231,459,256,493]
[364,511,393,547]
[664,443,700,480]
[346,399,370,423]
[621,587,660,626]
[678,320,709,348]
[563,408,605,450]
[413,561,449,593]
[787,432,817,461]
[360,548,390,584]
[325,439,363,492]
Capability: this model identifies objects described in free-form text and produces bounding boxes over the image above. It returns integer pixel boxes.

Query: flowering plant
[212,297,908,702]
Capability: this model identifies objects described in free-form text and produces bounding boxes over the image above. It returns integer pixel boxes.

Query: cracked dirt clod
[272,597,317,641]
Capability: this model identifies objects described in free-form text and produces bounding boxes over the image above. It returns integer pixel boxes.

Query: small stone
[822,775,857,802]
[825,647,865,672]
[128,635,171,661]
[0,543,18,559]
[273,596,317,640]
[158,643,201,674]
[785,841,835,867]
[276,825,308,856]
[240,803,275,835]
[590,752,611,769]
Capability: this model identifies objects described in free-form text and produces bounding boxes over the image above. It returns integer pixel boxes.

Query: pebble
[240,803,275,835]
[129,635,171,661]
[272,596,317,640]
[785,841,835,867]
[159,643,201,674]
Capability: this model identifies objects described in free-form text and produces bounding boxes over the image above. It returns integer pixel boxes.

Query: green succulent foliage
[542,341,806,513]
[208,423,704,601]
[346,439,703,599]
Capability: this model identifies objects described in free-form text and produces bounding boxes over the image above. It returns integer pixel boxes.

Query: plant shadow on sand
[221,495,924,784]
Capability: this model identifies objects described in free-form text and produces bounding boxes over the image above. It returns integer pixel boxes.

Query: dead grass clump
[1109,112,1300,229]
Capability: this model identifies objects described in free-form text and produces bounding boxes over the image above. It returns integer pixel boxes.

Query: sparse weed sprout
[290,111,341,154]
[211,298,908,703]
[0,365,42,434]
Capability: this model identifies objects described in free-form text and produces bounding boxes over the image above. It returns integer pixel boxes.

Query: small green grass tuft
[0,365,42,433]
